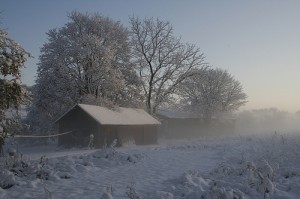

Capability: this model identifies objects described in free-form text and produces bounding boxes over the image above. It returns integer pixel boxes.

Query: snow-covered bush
[246,160,275,198]
[44,186,54,199]
[36,155,50,180]
[101,192,114,199]
[172,160,277,198]
[0,169,17,190]
[125,184,174,199]
[0,151,56,190]
[126,184,141,199]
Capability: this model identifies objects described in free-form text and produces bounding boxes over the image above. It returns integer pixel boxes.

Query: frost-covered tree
[29,11,140,134]
[178,68,247,122]
[130,17,207,114]
[0,28,30,154]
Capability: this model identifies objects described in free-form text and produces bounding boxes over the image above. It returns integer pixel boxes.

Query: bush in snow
[103,185,114,198]
[125,183,174,199]
[0,151,56,190]
[126,183,141,199]
[0,148,31,189]
[44,186,54,199]
[170,159,278,199]
[101,192,113,199]
[175,170,245,199]
[36,155,50,180]
[247,160,275,198]
[103,139,118,159]
[0,169,17,190]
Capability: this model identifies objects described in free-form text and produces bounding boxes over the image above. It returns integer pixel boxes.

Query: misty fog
[158,107,300,140]
[235,108,300,135]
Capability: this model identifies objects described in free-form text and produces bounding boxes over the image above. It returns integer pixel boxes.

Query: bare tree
[0,28,30,154]
[178,68,247,122]
[130,17,207,114]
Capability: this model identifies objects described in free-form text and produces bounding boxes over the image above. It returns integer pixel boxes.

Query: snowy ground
[1,132,300,199]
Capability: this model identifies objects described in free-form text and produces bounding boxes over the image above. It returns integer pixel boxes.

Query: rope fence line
[13,131,73,138]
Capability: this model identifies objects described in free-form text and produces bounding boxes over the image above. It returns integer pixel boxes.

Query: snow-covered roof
[156,109,202,119]
[57,104,160,125]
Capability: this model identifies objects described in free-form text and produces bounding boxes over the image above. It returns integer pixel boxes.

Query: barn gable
[56,104,160,148]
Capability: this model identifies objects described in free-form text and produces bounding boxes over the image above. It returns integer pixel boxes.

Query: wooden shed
[56,104,160,148]
[157,110,235,138]
[156,110,205,139]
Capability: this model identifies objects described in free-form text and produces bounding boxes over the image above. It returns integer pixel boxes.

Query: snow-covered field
[1,133,300,199]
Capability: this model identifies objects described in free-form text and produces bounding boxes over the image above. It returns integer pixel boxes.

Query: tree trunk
[146,98,152,114]
[147,76,154,114]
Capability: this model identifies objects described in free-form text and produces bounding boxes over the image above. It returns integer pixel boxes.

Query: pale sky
[1,0,300,112]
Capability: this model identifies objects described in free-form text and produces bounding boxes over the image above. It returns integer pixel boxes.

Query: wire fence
[13,131,73,138]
